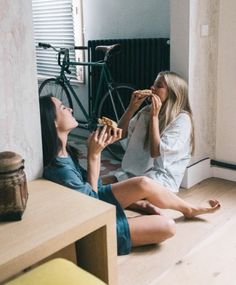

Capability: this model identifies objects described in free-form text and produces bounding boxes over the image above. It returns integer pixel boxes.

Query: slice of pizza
[98,116,118,128]
[135,89,153,98]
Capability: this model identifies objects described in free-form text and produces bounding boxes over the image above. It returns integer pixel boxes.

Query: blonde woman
[107,71,194,193]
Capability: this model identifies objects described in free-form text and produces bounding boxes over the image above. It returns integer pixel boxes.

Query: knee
[163,218,176,239]
[137,176,153,190]
[154,217,176,243]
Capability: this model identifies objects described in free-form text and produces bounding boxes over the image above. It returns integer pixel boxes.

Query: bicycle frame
[39,42,136,161]
[58,58,115,130]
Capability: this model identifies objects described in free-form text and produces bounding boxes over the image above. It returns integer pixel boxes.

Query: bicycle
[38,42,136,160]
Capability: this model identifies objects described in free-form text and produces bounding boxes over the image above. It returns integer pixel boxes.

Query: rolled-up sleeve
[160,113,191,168]
[126,107,148,148]
[43,164,98,199]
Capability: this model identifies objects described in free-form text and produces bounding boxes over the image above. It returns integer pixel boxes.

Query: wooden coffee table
[0,179,117,284]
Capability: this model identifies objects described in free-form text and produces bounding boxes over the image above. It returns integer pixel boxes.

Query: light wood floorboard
[117,177,236,285]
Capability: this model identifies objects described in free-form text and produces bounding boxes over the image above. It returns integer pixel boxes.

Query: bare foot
[184,199,221,219]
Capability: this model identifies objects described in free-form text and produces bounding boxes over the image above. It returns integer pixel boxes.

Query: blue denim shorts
[98,184,131,255]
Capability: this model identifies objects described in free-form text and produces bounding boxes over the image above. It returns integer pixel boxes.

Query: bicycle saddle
[95,44,121,55]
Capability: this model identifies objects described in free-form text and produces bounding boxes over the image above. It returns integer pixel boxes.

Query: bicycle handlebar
[38,42,73,74]
[38,42,88,51]
[58,49,71,74]
[38,42,51,49]
[37,42,120,74]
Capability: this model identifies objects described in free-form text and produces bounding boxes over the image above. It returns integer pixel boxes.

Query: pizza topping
[98,116,118,128]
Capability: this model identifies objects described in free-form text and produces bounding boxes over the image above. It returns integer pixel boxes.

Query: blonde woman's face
[151,76,168,103]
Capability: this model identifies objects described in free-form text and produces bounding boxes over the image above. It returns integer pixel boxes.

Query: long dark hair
[39,95,61,166]
[39,95,80,166]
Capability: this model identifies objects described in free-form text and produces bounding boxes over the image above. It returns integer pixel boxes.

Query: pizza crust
[135,89,153,97]
[98,116,118,128]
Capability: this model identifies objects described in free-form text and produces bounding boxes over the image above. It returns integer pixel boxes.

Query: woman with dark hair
[39,95,220,255]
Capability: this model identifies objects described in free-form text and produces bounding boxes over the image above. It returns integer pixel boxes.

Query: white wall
[171,0,236,186]
[83,0,170,41]
[170,0,189,80]
[216,0,236,164]
[0,0,42,180]
[170,0,219,164]
[170,0,220,187]
[189,0,219,164]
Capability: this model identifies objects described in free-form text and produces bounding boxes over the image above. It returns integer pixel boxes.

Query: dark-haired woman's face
[51,97,78,132]
[151,76,168,103]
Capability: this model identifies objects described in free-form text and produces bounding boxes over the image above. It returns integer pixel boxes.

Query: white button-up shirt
[114,106,192,192]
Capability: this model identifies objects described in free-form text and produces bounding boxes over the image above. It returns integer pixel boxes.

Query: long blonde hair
[146,71,195,154]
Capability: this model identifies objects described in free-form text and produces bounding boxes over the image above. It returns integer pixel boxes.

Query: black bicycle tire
[97,84,136,161]
[39,78,73,109]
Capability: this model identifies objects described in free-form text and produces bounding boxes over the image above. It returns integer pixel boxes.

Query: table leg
[76,224,117,285]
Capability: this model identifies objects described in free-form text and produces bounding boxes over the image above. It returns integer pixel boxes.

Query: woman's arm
[87,126,122,191]
[149,95,162,158]
[87,152,101,193]
[118,91,147,138]
[43,163,99,198]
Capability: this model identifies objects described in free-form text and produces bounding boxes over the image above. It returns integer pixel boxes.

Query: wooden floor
[117,177,236,285]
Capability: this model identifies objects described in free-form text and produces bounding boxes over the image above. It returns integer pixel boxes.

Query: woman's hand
[87,125,122,155]
[127,91,148,112]
[150,95,162,118]
[149,95,161,157]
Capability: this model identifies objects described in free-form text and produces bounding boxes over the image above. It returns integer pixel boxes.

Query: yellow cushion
[5,258,106,285]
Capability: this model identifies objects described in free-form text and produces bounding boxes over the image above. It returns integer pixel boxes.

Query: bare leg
[102,175,163,214]
[128,200,163,215]
[128,215,176,246]
[111,176,221,218]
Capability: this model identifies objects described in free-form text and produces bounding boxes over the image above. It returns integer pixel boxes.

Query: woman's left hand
[150,95,162,117]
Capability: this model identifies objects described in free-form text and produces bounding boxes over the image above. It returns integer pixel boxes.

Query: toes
[208,199,221,209]
[208,200,221,210]
[208,200,215,207]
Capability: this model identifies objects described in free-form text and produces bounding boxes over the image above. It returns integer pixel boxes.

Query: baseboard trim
[181,158,236,189]
[211,159,236,170]
[181,158,212,189]
[212,166,236,182]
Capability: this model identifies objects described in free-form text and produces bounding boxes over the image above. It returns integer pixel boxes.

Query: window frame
[32,0,84,83]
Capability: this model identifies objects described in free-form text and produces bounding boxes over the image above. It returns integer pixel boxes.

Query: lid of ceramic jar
[0,151,24,173]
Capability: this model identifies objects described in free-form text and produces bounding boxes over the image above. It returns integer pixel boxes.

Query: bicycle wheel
[39,78,73,109]
[97,84,136,161]
[97,84,135,122]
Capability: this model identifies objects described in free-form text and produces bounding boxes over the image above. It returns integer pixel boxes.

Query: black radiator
[87,38,170,112]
